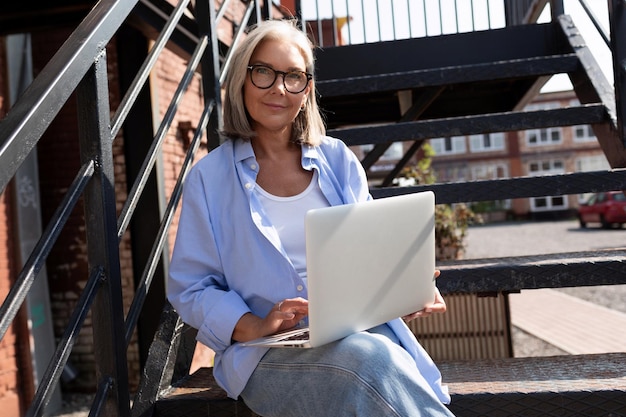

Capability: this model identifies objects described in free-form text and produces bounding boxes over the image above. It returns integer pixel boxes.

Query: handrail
[26,266,104,417]
[111,0,192,138]
[576,0,610,47]
[0,160,95,339]
[0,0,140,195]
[301,0,506,46]
[219,0,257,84]
[116,34,209,240]
[124,101,213,346]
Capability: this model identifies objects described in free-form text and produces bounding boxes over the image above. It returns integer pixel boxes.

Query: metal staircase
[0,0,625,416]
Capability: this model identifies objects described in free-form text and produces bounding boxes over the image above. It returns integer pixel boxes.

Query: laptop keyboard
[282,329,309,341]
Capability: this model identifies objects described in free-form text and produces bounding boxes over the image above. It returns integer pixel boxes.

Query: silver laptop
[242,191,436,348]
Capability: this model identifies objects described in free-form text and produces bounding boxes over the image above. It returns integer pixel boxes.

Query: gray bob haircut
[221,19,325,145]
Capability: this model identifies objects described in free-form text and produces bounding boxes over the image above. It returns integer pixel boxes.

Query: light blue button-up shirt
[167,136,450,403]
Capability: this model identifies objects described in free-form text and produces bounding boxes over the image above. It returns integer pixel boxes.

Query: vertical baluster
[196,0,222,151]
[76,51,131,417]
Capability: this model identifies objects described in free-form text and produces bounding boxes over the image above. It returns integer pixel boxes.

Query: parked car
[578,191,626,229]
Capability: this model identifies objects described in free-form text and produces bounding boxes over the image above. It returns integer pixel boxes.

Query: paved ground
[464,218,626,259]
[463,219,626,357]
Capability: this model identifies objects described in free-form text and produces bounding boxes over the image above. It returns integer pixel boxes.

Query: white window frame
[469,132,505,152]
[434,165,468,183]
[530,195,567,212]
[470,162,509,181]
[430,136,466,155]
[572,125,596,142]
[575,155,610,172]
[360,142,404,161]
[469,162,512,209]
[524,102,562,147]
[575,155,610,203]
[527,159,568,212]
[525,127,562,146]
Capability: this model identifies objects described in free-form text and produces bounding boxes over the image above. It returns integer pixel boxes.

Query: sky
[537,1,612,92]
[300,0,612,93]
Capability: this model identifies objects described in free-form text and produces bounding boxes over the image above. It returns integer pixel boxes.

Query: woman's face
[244,39,311,138]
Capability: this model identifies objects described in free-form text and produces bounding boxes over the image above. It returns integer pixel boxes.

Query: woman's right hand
[232,297,309,343]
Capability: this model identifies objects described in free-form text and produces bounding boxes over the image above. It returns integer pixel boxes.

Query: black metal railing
[0,0,269,415]
[299,0,506,46]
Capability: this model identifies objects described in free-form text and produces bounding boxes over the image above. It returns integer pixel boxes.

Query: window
[573,125,596,142]
[470,163,509,181]
[433,165,468,183]
[429,136,466,155]
[529,160,563,174]
[524,102,562,146]
[469,133,505,152]
[530,195,567,211]
[470,163,511,210]
[361,142,404,161]
[576,155,609,172]
[525,127,562,146]
[576,155,610,202]
[528,159,568,211]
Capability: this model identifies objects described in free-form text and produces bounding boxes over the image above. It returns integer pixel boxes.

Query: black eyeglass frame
[246,64,313,94]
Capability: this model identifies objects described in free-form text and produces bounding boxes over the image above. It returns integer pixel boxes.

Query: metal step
[154,353,626,417]
[436,249,626,295]
[441,353,626,416]
[315,22,571,80]
[371,169,626,204]
[315,21,582,128]
[155,367,257,417]
[317,54,580,98]
[327,104,609,146]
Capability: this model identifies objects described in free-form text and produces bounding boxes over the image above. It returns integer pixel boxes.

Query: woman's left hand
[402,270,447,322]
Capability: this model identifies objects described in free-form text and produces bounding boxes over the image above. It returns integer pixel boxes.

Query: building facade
[357,90,609,221]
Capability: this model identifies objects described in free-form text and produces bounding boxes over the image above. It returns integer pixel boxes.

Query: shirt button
[297,285,304,291]
[245,182,252,189]
[250,163,258,171]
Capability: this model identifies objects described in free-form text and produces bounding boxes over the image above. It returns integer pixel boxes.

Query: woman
[168,19,454,417]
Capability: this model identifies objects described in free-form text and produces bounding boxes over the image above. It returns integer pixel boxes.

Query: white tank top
[256,170,330,278]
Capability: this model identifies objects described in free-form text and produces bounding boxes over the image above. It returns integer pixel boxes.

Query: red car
[578,191,626,229]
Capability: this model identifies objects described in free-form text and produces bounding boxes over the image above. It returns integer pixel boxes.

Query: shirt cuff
[198,290,251,351]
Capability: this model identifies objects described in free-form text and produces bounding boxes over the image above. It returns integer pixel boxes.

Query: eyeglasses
[247,64,312,94]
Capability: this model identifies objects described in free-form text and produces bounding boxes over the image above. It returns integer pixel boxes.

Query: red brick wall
[0,192,23,417]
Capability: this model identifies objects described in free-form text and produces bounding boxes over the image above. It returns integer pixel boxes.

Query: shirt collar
[233,138,256,163]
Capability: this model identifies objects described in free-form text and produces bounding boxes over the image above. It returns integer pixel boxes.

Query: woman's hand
[232,297,309,343]
[402,270,447,323]
[270,297,309,331]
